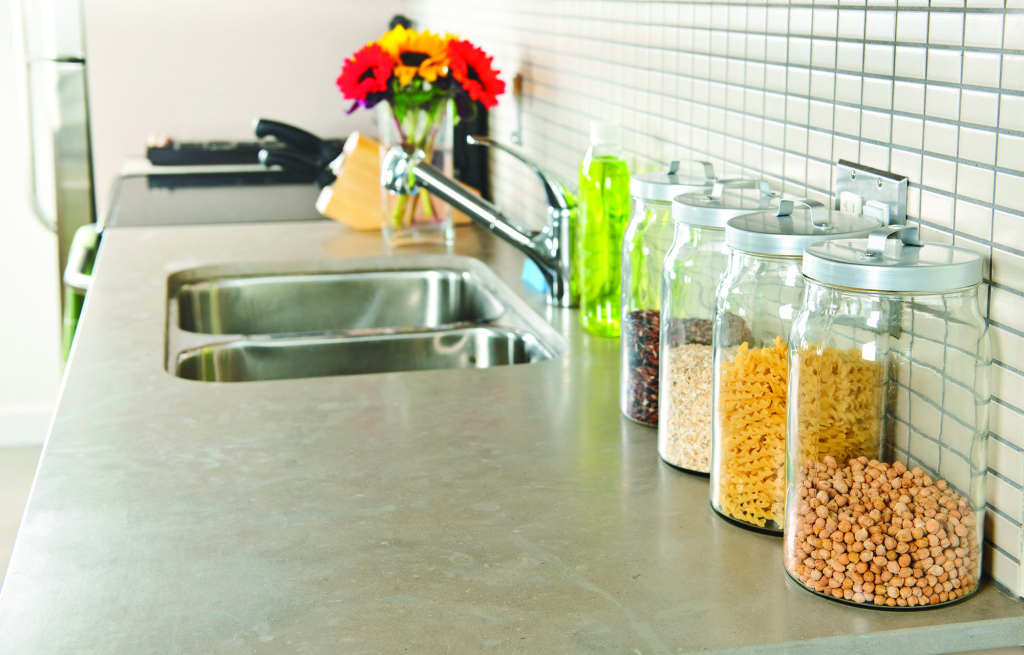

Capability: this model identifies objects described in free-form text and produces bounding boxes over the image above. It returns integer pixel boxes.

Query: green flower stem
[386,98,448,229]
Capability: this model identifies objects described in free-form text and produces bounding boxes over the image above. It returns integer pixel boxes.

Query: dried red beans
[623,309,660,426]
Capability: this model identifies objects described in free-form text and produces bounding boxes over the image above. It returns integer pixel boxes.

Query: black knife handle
[258,149,336,189]
[252,118,343,166]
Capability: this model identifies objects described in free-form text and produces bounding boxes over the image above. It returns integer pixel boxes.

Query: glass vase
[377,99,455,247]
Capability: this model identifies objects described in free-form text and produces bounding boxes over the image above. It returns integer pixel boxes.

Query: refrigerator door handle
[63,224,98,292]
[23,99,58,233]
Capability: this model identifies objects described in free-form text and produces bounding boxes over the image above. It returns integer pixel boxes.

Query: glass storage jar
[710,199,883,533]
[784,225,990,609]
[619,160,717,427]
[658,179,778,473]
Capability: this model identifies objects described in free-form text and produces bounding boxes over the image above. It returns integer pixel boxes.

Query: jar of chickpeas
[710,199,882,533]
[658,178,777,474]
[784,225,990,609]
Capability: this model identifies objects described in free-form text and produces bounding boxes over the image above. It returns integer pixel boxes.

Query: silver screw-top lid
[725,198,884,257]
[629,160,717,202]
[802,225,984,292]
[672,178,780,228]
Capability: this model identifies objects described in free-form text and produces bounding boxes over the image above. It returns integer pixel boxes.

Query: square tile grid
[405,0,1024,598]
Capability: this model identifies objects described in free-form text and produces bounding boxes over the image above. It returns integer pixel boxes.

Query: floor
[0,444,1019,652]
[0,445,41,583]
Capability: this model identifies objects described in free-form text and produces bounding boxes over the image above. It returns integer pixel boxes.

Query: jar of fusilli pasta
[658,178,777,474]
[784,225,989,609]
[620,160,717,427]
[710,199,882,533]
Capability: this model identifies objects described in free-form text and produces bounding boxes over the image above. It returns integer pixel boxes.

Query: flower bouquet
[337,25,505,246]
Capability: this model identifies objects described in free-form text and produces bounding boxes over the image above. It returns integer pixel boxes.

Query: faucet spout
[380,143,576,307]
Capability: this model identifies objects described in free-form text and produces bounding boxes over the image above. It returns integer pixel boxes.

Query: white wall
[0,0,63,448]
[83,0,403,215]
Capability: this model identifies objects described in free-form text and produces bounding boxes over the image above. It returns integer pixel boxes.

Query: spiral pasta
[794,344,883,468]
[716,336,789,528]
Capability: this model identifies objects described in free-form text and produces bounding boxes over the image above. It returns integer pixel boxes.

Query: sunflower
[336,43,393,109]
[447,39,505,109]
[377,25,448,87]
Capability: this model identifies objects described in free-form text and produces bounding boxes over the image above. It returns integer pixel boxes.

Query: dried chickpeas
[785,456,980,608]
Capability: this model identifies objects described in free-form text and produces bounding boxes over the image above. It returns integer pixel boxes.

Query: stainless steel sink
[165,255,566,382]
[175,326,553,382]
[176,269,505,334]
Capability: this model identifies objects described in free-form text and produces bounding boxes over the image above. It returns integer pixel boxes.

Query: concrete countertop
[0,219,1022,653]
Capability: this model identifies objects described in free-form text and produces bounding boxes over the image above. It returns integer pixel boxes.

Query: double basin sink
[165,255,567,382]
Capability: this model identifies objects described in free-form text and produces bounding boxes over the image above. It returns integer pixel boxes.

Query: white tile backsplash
[929,12,966,47]
[924,120,959,157]
[1006,14,1024,50]
[836,41,865,72]
[865,9,896,40]
[838,9,867,39]
[893,80,926,113]
[959,126,997,164]
[994,210,1024,252]
[995,172,1024,215]
[926,84,962,120]
[964,13,1004,49]
[927,49,963,84]
[963,51,1003,90]
[864,43,895,76]
[896,9,930,43]
[921,188,957,229]
[408,0,1024,598]
[957,162,996,204]
[895,45,928,78]
[861,77,893,110]
[1003,54,1024,94]
[960,88,1000,127]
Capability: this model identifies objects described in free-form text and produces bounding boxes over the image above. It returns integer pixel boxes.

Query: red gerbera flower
[336,43,393,102]
[447,39,505,109]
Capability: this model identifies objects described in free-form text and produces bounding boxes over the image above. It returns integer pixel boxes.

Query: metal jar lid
[672,179,780,229]
[629,160,717,202]
[802,225,984,292]
[725,198,884,257]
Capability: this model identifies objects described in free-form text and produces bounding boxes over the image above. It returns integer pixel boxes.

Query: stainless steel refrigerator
[12,0,97,358]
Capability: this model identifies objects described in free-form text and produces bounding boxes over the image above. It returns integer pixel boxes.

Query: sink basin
[166,255,565,382]
[175,327,554,382]
[176,268,505,334]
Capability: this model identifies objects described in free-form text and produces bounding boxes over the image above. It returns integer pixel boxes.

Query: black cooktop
[105,170,328,228]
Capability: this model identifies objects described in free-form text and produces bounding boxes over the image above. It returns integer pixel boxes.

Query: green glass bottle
[576,121,631,338]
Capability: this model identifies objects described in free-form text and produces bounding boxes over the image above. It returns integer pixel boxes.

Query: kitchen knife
[258,148,336,188]
[252,118,345,167]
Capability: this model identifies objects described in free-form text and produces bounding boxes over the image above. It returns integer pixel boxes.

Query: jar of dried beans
[619,161,717,427]
[658,178,777,474]
[784,225,990,609]
[710,199,882,533]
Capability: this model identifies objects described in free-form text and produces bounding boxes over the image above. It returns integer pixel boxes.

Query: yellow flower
[376,25,449,86]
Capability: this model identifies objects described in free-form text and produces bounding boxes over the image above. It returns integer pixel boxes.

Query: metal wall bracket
[835,160,908,226]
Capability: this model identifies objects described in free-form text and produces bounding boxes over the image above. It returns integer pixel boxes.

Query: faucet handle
[466,135,574,212]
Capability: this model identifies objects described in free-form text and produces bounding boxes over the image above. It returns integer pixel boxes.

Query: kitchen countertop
[1,216,1023,653]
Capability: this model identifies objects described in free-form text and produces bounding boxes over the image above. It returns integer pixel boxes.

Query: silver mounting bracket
[834,160,908,226]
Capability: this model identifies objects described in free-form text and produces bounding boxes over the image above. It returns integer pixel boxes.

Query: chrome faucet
[380,136,576,307]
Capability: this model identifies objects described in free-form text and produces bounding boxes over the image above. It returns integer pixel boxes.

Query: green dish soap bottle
[577,120,630,338]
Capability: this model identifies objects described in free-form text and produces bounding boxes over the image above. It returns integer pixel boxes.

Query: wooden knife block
[316,131,474,230]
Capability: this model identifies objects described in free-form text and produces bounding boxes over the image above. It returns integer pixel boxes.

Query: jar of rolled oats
[784,225,989,609]
[710,199,882,533]
[658,178,776,474]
